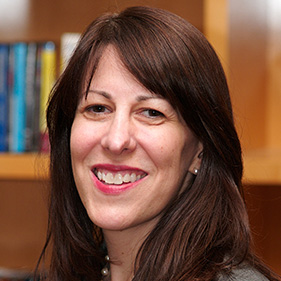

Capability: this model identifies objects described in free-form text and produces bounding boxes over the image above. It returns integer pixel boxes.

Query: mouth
[92,167,147,186]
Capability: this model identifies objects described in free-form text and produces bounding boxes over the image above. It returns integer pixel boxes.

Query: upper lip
[91,164,148,175]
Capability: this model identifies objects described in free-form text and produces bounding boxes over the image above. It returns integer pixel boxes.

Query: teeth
[95,170,145,185]
[97,171,102,181]
[114,173,123,185]
[123,174,131,183]
[104,173,114,184]
[131,173,136,183]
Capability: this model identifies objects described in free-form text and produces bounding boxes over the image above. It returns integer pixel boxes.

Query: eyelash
[141,109,165,118]
[84,104,165,122]
[86,105,110,114]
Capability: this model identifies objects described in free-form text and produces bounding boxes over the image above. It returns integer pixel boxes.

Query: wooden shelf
[243,149,281,185]
[0,153,49,180]
[1,150,281,184]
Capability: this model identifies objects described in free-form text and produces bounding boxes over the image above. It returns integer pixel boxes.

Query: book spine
[40,41,56,152]
[8,44,14,152]
[60,32,80,73]
[32,43,43,152]
[10,43,27,153]
[0,44,9,152]
[25,42,37,152]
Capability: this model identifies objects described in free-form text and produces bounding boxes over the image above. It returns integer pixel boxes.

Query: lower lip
[92,173,143,195]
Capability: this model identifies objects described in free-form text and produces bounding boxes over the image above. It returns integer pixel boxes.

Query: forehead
[83,44,178,109]
[93,45,129,80]
[85,45,156,97]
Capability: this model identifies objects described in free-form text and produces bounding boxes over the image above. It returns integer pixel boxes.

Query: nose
[101,113,137,155]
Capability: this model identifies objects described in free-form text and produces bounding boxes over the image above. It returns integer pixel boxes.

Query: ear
[188,142,203,176]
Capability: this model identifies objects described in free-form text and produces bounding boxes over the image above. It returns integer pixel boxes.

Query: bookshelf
[1,0,280,185]
[0,0,205,273]
[205,0,281,275]
[0,0,280,185]
[204,0,281,186]
[243,149,281,185]
[1,151,281,185]
[0,0,204,178]
[0,153,49,180]
[0,0,280,276]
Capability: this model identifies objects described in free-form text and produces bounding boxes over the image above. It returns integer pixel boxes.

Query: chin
[87,211,131,231]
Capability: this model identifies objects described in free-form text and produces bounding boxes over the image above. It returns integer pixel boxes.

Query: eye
[142,109,165,118]
[86,105,110,114]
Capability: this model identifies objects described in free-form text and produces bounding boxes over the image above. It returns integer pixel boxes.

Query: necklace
[101,255,135,281]
[101,255,110,280]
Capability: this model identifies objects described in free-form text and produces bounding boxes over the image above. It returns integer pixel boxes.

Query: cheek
[142,127,199,179]
[70,119,100,158]
[70,121,94,196]
[70,124,86,158]
[139,127,186,167]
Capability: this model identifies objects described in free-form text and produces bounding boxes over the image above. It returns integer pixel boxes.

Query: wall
[0,180,48,270]
[229,0,281,152]
[0,0,203,42]
[228,0,281,274]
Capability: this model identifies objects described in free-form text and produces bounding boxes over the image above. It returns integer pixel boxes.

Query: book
[8,44,14,152]
[10,42,27,153]
[32,43,43,151]
[0,44,9,152]
[25,42,38,152]
[60,33,80,73]
[40,41,56,152]
[0,40,57,153]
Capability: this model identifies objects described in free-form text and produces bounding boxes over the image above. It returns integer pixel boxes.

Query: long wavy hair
[37,6,280,281]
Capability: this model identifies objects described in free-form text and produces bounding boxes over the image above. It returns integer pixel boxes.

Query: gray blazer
[218,265,269,281]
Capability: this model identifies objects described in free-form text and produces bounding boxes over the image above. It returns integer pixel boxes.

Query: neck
[102,226,150,281]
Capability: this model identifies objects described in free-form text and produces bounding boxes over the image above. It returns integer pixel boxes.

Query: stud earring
[194,168,198,175]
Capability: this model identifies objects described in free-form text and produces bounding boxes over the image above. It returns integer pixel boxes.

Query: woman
[37,6,280,281]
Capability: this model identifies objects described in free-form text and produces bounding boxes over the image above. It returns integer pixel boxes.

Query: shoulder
[218,264,269,281]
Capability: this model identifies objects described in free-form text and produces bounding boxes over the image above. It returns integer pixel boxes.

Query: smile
[93,168,147,185]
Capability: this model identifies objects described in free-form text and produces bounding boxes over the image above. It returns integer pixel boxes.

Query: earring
[194,168,198,175]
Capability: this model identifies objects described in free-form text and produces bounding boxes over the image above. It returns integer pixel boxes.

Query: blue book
[10,43,27,153]
[0,44,9,152]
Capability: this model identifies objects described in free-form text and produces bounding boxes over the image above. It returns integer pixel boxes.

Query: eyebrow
[87,89,111,99]
[136,95,165,102]
[87,89,165,102]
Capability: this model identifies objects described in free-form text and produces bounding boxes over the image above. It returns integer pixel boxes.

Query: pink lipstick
[91,164,147,194]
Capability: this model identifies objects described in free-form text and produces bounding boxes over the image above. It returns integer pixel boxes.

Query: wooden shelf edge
[1,149,281,184]
[243,148,281,185]
[0,153,49,180]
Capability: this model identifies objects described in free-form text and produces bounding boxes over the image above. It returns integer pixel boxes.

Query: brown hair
[37,6,280,281]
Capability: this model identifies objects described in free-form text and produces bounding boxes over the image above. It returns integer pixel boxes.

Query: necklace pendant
[101,266,109,276]
[101,254,110,278]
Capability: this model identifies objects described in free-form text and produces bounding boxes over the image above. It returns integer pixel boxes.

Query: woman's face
[70,46,201,234]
